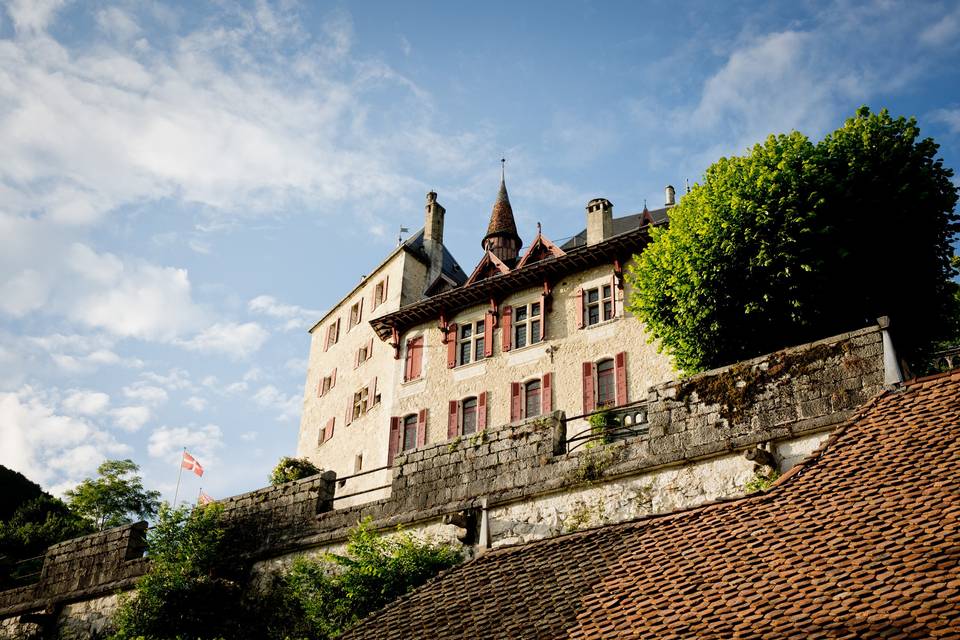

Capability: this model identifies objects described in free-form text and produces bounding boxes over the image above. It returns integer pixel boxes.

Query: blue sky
[1,0,958,503]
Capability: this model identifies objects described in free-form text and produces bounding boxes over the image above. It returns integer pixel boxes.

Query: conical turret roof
[482,178,522,249]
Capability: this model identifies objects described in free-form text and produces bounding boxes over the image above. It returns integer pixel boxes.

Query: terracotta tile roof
[344,372,960,639]
[482,179,521,247]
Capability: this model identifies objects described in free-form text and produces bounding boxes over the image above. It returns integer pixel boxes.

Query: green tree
[627,107,959,372]
[65,459,161,531]
[269,456,321,485]
[281,519,462,638]
[110,503,241,640]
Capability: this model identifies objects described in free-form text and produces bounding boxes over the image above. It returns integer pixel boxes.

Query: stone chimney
[586,198,613,246]
[665,185,676,207]
[424,191,446,284]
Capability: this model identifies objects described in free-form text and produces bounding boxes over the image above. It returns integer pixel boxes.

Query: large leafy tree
[65,459,161,531]
[628,107,959,372]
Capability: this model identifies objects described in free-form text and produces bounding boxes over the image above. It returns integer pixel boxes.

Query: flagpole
[197,487,202,504]
[173,447,185,507]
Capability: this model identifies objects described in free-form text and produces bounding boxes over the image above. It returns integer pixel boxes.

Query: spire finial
[536,221,542,236]
[500,158,506,183]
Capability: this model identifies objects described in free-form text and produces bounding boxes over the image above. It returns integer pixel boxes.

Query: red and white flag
[181,451,204,477]
[197,490,215,506]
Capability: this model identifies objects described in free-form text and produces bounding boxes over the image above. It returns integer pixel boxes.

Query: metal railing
[331,465,392,502]
[0,554,44,589]
[564,401,651,454]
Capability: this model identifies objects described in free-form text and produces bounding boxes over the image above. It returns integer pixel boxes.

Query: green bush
[280,519,462,638]
[587,409,619,445]
[269,457,322,485]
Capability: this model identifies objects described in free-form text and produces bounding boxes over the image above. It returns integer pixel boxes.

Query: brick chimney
[586,198,613,246]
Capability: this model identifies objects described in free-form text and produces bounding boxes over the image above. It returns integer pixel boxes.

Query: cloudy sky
[1,0,958,503]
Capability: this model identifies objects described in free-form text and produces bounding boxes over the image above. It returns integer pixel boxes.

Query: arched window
[402,414,418,451]
[596,358,615,408]
[461,396,478,435]
[525,379,541,418]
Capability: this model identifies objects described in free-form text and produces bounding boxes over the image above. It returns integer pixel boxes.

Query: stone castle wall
[0,324,891,638]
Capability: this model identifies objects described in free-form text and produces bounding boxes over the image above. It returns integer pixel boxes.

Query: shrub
[269,457,322,485]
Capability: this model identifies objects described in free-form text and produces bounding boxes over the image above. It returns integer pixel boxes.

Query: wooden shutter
[323,325,331,352]
[331,368,336,389]
[368,377,378,406]
[582,361,595,413]
[411,337,423,379]
[345,400,353,426]
[542,373,553,413]
[478,392,488,430]
[484,312,494,357]
[367,337,374,360]
[383,276,389,304]
[404,339,413,381]
[615,351,628,406]
[358,297,364,323]
[539,293,547,341]
[447,323,458,368]
[388,417,401,465]
[317,377,324,397]
[417,409,428,447]
[576,288,585,329]
[611,274,618,319]
[448,400,459,439]
[510,382,522,421]
[502,306,513,351]
[354,345,360,368]
[324,417,335,442]
[334,318,340,343]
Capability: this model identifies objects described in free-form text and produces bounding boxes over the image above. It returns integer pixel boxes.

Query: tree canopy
[269,456,321,485]
[627,107,959,373]
[65,459,161,531]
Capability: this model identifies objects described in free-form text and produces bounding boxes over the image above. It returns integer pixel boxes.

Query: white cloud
[0,386,129,490]
[252,384,301,422]
[284,357,308,375]
[123,384,168,406]
[930,107,960,135]
[177,322,269,359]
[110,405,151,432]
[142,368,195,391]
[4,0,66,34]
[96,7,141,42]
[62,389,110,416]
[185,396,207,411]
[248,295,320,332]
[148,424,223,465]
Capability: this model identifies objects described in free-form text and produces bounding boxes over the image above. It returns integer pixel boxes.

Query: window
[318,417,334,445]
[318,369,336,397]
[348,299,363,329]
[404,336,423,381]
[596,358,615,407]
[372,277,389,309]
[513,302,542,349]
[324,318,341,350]
[356,338,373,367]
[402,414,418,452]
[354,453,363,472]
[583,284,613,327]
[524,380,541,418]
[458,320,486,366]
[583,285,614,327]
[461,396,478,435]
[353,387,369,420]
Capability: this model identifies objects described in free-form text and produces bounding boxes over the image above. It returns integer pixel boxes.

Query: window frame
[512,301,543,350]
[402,414,419,452]
[404,335,424,382]
[583,285,614,327]
[348,300,363,330]
[352,387,369,420]
[524,378,542,419]
[457,319,486,366]
[596,358,616,408]
[461,396,478,435]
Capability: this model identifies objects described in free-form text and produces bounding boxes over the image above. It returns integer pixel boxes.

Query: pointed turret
[481,172,522,265]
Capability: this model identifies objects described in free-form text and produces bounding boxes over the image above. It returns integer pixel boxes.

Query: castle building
[298,178,677,498]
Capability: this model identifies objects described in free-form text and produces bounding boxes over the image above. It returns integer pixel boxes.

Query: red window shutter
[331,368,336,389]
[539,293,547,341]
[383,276,389,303]
[447,400,459,439]
[615,351,628,406]
[404,339,413,381]
[611,274,618,319]
[334,318,340,343]
[478,392,488,430]
[582,361,595,413]
[542,373,553,413]
[510,382,521,421]
[388,417,401,465]
[358,297,363,323]
[576,288,584,329]
[411,337,423,379]
[325,417,335,442]
[345,400,353,426]
[483,312,494,357]
[502,306,513,351]
[417,409,428,447]
[323,326,330,352]
[368,337,374,360]
[354,346,360,368]
[369,377,377,405]
[317,377,324,397]
[447,323,458,368]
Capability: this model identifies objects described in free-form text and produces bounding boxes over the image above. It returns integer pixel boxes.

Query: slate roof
[560,206,670,250]
[482,179,522,248]
[403,228,468,294]
[343,372,960,639]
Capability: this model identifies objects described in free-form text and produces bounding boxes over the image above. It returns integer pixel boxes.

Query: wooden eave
[370,225,654,341]
[516,232,566,268]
